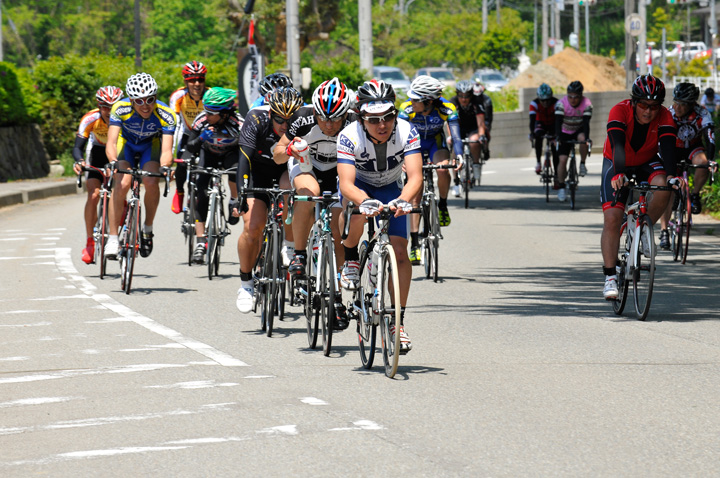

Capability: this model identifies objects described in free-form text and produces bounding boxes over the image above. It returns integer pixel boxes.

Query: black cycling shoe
[139,232,154,258]
[333,303,350,330]
[691,193,702,214]
[288,254,307,276]
[659,229,670,251]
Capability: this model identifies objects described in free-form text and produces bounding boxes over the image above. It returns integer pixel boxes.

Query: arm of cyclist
[607,128,626,190]
[703,125,716,163]
[658,127,678,178]
[105,124,121,165]
[447,116,464,169]
[553,113,564,143]
[337,162,379,215]
[160,133,174,170]
[273,134,298,165]
[582,115,591,139]
[391,151,423,217]
[72,136,89,174]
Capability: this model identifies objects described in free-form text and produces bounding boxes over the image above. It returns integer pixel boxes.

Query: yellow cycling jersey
[76,109,110,146]
[169,87,206,130]
[109,100,177,144]
[398,98,459,140]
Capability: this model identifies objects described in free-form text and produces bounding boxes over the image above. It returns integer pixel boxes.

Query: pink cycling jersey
[555,96,593,135]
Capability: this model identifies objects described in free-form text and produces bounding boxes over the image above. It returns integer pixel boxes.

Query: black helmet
[356,79,396,107]
[259,73,293,97]
[673,82,700,104]
[631,74,665,103]
[567,81,584,95]
[705,87,715,98]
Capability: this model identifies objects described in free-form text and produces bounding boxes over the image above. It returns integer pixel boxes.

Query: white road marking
[0,397,78,408]
[53,248,248,367]
[0,321,52,327]
[0,255,54,260]
[0,356,28,362]
[145,380,239,390]
[329,420,385,431]
[1,310,59,315]
[300,397,328,406]
[0,363,187,385]
[257,425,298,436]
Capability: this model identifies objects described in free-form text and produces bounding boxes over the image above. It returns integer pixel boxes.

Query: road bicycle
[538,134,556,203]
[191,164,236,279]
[244,185,292,337]
[562,139,592,210]
[610,178,672,321]
[77,164,113,279]
[174,157,198,266]
[668,160,716,264]
[287,192,342,355]
[419,161,454,283]
[342,202,421,378]
[113,164,169,294]
[459,138,483,209]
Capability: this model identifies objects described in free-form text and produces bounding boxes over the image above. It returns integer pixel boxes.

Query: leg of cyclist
[192,155,211,264]
[433,146,452,226]
[577,131,589,175]
[236,197,268,313]
[289,168,320,276]
[600,158,626,299]
[446,136,461,197]
[658,195,673,250]
[555,133,572,202]
[172,134,188,214]
[106,155,133,260]
[139,149,161,258]
[690,150,709,214]
[532,129,544,174]
[338,199,366,291]
[280,170,295,267]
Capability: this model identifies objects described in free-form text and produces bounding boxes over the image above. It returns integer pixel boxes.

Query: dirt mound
[509,48,626,92]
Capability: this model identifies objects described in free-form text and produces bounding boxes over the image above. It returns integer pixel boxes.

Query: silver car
[373,66,411,95]
[473,69,509,92]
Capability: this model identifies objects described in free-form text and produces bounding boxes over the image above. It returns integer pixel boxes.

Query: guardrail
[672,76,720,90]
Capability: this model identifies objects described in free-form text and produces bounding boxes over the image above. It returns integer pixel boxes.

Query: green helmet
[203,87,236,112]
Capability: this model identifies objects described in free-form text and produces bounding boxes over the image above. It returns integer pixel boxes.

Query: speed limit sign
[625,14,643,37]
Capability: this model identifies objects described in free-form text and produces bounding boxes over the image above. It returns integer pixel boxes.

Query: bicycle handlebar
[285,191,340,225]
[611,179,673,208]
[340,201,422,240]
[112,164,171,197]
[422,163,455,170]
[76,164,112,189]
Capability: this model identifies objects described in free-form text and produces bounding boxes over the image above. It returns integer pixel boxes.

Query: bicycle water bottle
[312,237,319,267]
[368,243,380,289]
[294,139,313,173]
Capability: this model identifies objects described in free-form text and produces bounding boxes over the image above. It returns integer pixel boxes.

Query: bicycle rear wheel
[544,151,551,203]
[568,157,577,210]
[305,233,320,348]
[463,147,471,209]
[185,188,196,266]
[264,227,280,337]
[633,215,655,320]
[378,245,402,378]
[358,241,376,369]
[320,239,336,356]
[670,192,685,262]
[207,193,219,280]
[682,190,692,264]
[121,204,140,295]
[430,203,440,282]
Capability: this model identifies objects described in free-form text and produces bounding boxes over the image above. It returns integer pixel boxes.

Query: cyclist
[399,75,463,265]
[234,87,303,313]
[169,61,209,215]
[249,72,293,110]
[448,79,486,197]
[554,80,593,202]
[601,75,679,300]
[273,77,357,278]
[104,73,176,260]
[474,81,493,160]
[658,82,716,250]
[700,87,720,113]
[181,87,244,264]
[529,83,559,175]
[72,86,124,264]
[336,79,422,352]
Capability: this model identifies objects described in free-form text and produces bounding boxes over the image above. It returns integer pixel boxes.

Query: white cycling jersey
[336,118,420,187]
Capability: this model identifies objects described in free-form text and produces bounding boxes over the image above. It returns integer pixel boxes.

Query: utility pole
[542,0,549,59]
[585,0,590,53]
[554,0,561,47]
[134,0,141,70]
[625,0,635,88]
[0,0,4,62]
[574,0,580,49]
[639,0,646,75]
[482,0,488,34]
[497,0,501,25]
[359,0,373,76]
[534,0,538,53]
[286,0,301,87]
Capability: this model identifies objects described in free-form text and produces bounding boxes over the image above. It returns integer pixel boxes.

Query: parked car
[414,67,457,89]
[473,69,509,92]
[372,66,411,95]
[683,41,708,61]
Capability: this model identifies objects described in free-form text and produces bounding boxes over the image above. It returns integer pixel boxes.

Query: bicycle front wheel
[568,158,577,210]
[378,245,402,378]
[612,256,629,315]
[633,215,655,321]
[264,226,280,337]
[682,190,692,264]
[122,204,140,295]
[320,239,336,356]
[259,228,273,332]
[430,203,440,282]
[358,241,376,369]
[544,151,551,203]
[185,188,196,266]
[463,148,471,209]
[97,193,109,279]
[207,193,219,280]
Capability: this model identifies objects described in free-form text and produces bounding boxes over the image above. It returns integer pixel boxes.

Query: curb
[0,179,79,209]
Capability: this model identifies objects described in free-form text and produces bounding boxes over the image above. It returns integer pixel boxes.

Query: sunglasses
[635,101,661,112]
[204,109,221,116]
[186,77,205,83]
[316,114,344,123]
[362,111,397,124]
[98,103,112,109]
[272,115,291,125]
[457,94,472,99]
[132,96,156,106]
[568,95,581,99]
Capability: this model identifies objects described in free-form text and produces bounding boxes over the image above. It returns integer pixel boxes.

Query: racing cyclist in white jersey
[336,79,423,353]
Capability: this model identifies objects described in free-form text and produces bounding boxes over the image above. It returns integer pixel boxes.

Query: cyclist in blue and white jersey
[105,73,176,259]
[337,79,423,352]
[399,75,463,264]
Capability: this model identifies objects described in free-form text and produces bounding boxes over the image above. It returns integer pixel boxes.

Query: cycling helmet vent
[259,73,293,97]
[203,87,236,111]
[312,77,352,119]
[96,86,124,105]
[567,81,584,95]
[537,83,553,100]
[356,79,396,109]
[125,73,158,99]
[182,61,207,79]
[456,80,474,94]
[408,75,443,101]
[267,87,304,118]
[673,82,700,104]
[631,74,665,103]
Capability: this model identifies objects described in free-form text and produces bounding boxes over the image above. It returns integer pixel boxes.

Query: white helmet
[312,77,353,119]
[125,72,158,99]
[408,75,444,101]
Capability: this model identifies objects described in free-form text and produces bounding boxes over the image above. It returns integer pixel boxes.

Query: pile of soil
[509,48,626,92]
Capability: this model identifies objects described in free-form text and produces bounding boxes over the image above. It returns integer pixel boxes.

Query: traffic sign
[625,14,643,37]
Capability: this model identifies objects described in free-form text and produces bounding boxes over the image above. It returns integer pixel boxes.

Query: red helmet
[631,74,665,103]
[96,86,124,106]
[182,60,207,80]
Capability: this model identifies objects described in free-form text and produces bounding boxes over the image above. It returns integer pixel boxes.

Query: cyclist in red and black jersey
[601,75,680,300]
[529,83,559,175]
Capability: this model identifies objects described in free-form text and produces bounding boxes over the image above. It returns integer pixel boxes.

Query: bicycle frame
[78,164,113,277]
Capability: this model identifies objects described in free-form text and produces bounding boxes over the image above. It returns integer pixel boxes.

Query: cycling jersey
[169,87,206,131]
[670,104,714,149]
[449,96,485,137]
[603,99,677,174]
[183,111,244,157]
[237,105,289,191]
[555,96,593,135]
[529,97,558,130]
[285,105,358,171]
[109,99,177,144]
[337,118,420,187]
[700,94,720,111]
[76,109,110,146]
[475,94,493,126]
[399,98,462,157]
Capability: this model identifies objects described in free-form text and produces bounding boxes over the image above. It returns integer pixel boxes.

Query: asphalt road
[2,156,720,477]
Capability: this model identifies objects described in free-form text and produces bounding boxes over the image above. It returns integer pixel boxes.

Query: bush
[0,62,40,126]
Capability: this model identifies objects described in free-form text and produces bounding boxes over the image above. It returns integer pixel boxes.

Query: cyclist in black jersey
[474,81,493,160]
[448,80,486,196]
[234,87,304,313]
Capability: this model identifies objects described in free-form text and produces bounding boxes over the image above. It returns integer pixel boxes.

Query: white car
[373,66,411,95]
[414,67,457,89]
[473,69,509,92]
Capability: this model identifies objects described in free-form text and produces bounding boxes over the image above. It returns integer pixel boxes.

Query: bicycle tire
[357,241,376,369]
[633,215,655,321]
[463,145,471,209]
[123,203,140,295]
[265,226,280,337]
[421,201,432,279]
[305,232,320,348]
[431,200,440,282]
[682,189,692,265]
[378,245,402,378]
[671,192,685,262]
[476,154,484,187]
[207,192,218,280]
[320,238,335,356]
[185,187,196,266]
[568,157,577,210]
[97,193,109,279]
[544,150,551,203]
[259,228,273,332]
[612,257,629,315]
